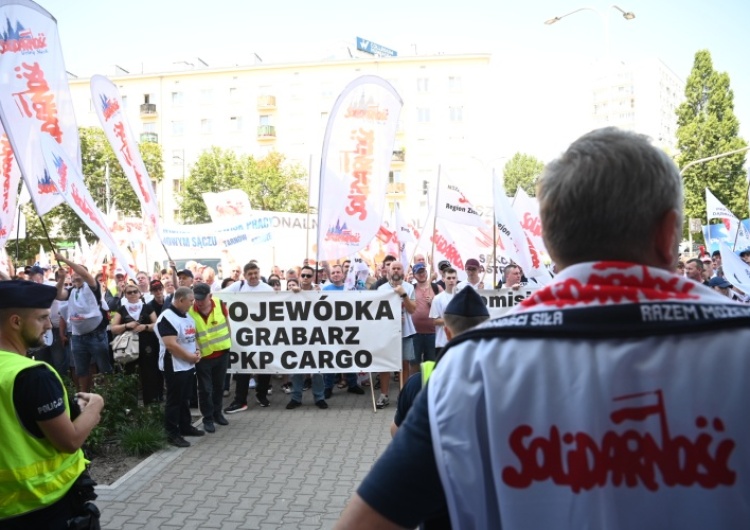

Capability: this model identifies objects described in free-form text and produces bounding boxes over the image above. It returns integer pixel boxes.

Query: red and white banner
[202,189,253,223]
[493,171,533,273]
[0,130,21,248]
[90,75,161,237]
[317,75,402,260]
[39,134,137,277]
[513,188,549,263]
[0,0,80,215]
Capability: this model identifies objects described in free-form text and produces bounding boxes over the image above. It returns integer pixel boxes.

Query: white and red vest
[428,262,750,529]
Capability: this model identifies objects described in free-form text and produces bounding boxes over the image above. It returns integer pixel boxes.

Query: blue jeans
[411,333,436,364]
[291,373,324,403]
[71,329,112,376]
[324,372,359,390]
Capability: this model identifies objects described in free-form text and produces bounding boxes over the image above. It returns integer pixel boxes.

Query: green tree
[502,153,544,197]
[178,148,309,224]
[676,50,748,239]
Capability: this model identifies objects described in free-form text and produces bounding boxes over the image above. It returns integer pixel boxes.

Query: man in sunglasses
[455,258,484,292]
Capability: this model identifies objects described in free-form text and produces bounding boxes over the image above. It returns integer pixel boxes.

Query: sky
[38,0,750,160]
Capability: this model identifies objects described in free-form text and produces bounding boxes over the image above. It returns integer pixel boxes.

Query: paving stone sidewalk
[95,379,396,529]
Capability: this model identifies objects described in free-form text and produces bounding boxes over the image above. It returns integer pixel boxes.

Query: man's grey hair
[538,127,683,265]
[174,287,193,301]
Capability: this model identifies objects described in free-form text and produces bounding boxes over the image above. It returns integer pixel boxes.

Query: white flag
[493,171,533,272]
[719,241,750,289]
[394,203,415,270]
[706,188,750,250]
[317,76,402,260]
[202,189,253,223]
[0,130,21,249]
[39,134,137,277]
[435,173,487,228]
[90,75,161,236]
[0,0,80,215]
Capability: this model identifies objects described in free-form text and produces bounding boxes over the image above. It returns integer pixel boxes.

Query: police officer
[0,280,104,529]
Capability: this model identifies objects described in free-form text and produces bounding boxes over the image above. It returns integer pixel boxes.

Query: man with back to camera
[0,280,104,529]
[335,127,750,529]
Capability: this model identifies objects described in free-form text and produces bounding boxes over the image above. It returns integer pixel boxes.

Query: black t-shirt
[116,302,155,325]
[394,372,423,427]
[13,365,68,438]
[358,387,449,528]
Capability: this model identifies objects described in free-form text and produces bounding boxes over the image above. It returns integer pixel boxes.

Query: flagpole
[492,169,498,289]
[15,205,21,264]
[307,153,314,264]
[37,214,61,268]
[430,165,441,272]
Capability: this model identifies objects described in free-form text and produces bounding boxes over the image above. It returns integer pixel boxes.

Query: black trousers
[163,354,195,436]
[232,373,271,404]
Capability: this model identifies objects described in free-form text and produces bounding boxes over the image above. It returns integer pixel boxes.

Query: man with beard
[376,261,415,409]
[0,281,104,529]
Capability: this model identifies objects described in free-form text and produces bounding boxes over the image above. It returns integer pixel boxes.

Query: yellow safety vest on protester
[0,352,87,520]
[189,303,232,357]
[421,361,436,386]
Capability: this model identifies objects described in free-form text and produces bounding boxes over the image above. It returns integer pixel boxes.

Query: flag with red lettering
[0,130,21,249]
[90,75,161,237]
[39,134,137,277]
[202,189,253,223]
[512,188,548,259]
[493,171,533,273]
[317,75,402,260]
[0,0,80,215]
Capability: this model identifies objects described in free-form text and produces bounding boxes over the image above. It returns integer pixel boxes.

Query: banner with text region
[317,75,403,261]
[219,290,402,374]
[0,0,80,215]
[0,129,21,249]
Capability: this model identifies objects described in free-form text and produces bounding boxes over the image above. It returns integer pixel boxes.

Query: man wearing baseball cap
[455,258,483,292]
[177,269,194,288]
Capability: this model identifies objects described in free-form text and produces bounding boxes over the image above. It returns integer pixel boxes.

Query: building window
[417,78,429,93]
[417,107,431,123]
[143,93,153,104]
[229,87,239,100]
[171,121,183,135]
[259,114,271,126]
[143,122,156,133]
[171,91,183,105]
[448,76,462,92]
[449,106,463,123]
[230,116,243,131]
[172,179,182,193]
[201,119,212,134]
[388,170,402,184]
[121,95,128,108]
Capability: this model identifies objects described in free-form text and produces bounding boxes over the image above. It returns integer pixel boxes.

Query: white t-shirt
[379,281,416,337]
[429,290,455,347]
[222,280,274,293]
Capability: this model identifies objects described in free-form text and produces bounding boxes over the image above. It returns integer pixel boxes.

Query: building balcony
[387,182,406,195]
[140,132,158,143]
[257,124,276,140]
[257,95,277,110]
[140,103,157,117]
[392,149,406,163]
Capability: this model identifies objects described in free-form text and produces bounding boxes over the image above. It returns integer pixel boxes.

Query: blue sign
[356,37,397,57]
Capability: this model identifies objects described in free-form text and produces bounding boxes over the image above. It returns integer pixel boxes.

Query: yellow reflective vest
[421,361,436,386]
[189,302,232,357]
[0,351,87,520]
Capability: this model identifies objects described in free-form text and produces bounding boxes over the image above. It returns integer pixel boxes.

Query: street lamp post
[544,5,635,58]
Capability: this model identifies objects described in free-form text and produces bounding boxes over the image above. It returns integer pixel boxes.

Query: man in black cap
[177,269,194,288]
[188,283,231,433]
[391,286,489,437]
[0,281,104,528]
